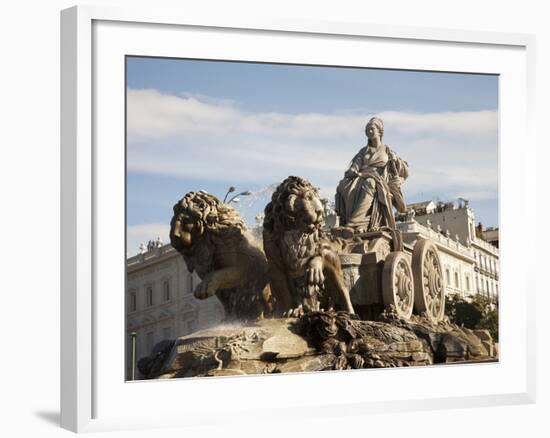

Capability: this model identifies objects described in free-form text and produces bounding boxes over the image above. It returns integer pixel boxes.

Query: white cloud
[127,88,498,204]
[127,222,170,257]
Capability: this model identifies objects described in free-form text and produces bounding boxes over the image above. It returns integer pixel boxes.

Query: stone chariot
[333,228,445,324]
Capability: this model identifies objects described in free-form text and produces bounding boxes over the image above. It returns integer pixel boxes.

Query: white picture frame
[60,4,536,433]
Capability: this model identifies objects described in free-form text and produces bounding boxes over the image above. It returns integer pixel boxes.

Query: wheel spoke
[413,241,445,323]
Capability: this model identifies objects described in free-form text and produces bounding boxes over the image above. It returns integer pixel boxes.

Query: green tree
[445,294,499,341]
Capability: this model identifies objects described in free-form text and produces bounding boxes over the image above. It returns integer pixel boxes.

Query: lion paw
[307,257,325,285]
[283,305,305,318]
[306,283,321,298]
[194,281,214,300]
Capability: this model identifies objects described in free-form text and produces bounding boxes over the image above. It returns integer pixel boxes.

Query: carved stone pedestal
[137,312,498,380]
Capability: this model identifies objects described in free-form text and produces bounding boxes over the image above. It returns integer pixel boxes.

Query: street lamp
[223,186,236,203]
[227,191,251,204]
[130,332,137,381]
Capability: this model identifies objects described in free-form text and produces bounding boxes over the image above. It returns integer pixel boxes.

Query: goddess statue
[335,117,408,232]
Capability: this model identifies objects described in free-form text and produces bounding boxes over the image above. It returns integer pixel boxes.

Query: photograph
[2,0,544,435]
[125,56,500,381]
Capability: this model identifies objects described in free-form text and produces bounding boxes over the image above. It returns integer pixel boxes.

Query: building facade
[404,200,499,301]
[481,226,499,248]
[126,243,224,379]
[398,219,477,299]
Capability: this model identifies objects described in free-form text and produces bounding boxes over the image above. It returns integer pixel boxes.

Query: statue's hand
[389,175,404,187]
[345,169,359,178]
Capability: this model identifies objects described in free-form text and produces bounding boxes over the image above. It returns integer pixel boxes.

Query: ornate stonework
[137,311,498,379]
[412,238,445,322]
[382,251,414,320]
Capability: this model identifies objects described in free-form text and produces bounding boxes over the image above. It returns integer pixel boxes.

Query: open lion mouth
[316,210,324,222]
[305,214,323,230]
[312,211,324,226]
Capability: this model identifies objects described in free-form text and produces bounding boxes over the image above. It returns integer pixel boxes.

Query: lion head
[169,191,245,253]
[263,176,325,235]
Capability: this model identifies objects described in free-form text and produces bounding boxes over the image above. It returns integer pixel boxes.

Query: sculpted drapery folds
[335,117,409,232]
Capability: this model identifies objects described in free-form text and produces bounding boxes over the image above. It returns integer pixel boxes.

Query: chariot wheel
[412,238,445,323]
[382,251,414,320]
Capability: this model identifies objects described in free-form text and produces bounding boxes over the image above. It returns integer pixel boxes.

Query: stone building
[126,242,224,379]
[407,200,436,216]
[481,226,499,248]
[404,200,499,301]
[397,219,477,299]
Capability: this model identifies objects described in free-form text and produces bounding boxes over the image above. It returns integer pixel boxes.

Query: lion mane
[170,191,272,321]
[263,177,355,316]
[171,191,246,247]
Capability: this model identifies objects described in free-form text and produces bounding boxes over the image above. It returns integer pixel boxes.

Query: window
[146,286,153,307]
[446,269,450,286]
[454,272,459,288]
[129,291,137,311]
[465,276,470,292]
[162,326,172,339]
[163,280,170,302]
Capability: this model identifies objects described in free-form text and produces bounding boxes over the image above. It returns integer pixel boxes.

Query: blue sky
[127,57,497,114]
[126,57,498,255]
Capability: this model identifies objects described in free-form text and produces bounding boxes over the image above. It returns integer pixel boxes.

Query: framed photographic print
[61,5,536,433]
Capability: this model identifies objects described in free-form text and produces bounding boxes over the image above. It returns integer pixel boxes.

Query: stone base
[138,312,498,380]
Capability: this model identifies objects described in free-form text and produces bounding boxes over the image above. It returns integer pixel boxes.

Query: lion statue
[170,191,272,321]
[263,176,355,316]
